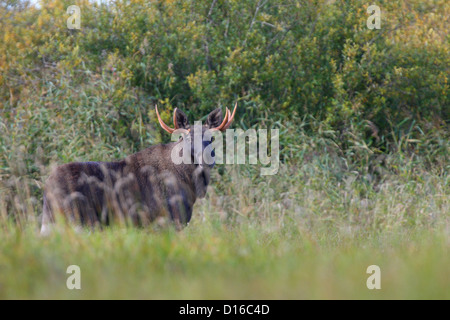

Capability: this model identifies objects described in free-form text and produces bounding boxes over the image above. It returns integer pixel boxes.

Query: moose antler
[221,102,237,131]
[155,105,180,134]
[211,102,237,131]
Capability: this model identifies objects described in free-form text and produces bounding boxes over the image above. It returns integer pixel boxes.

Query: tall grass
[0,141,448,298]
[0,208,448,299]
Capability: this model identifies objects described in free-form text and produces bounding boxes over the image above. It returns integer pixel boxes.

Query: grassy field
[0,165,448,300]
[0,213,448,299]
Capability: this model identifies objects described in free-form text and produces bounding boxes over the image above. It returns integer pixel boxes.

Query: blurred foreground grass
[0,170,448,300]
[0,221,447,299]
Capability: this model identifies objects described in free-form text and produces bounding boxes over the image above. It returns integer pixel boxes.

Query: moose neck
[169,140,211,199]
[125,140,211,200]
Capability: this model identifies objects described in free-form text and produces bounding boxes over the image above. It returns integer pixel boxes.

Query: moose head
[157,102,236,162]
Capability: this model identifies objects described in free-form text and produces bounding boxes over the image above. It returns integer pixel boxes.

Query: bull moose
[40,104,237,234]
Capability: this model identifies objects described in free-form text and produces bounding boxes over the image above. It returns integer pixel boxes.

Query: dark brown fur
[41,108,223,233]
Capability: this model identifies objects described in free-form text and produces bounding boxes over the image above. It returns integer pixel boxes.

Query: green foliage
[0,0,448,220]
[1,1,448,148]
[0,0,448,299]
[0,0,448,208]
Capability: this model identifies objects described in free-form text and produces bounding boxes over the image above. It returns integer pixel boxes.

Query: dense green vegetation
[0,0,448,299]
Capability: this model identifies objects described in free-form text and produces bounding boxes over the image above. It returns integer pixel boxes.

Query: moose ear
[206,108,223,128]
[174,108,189,129]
